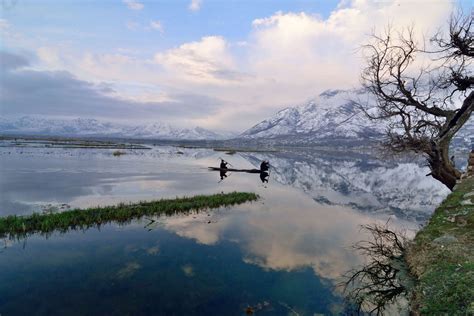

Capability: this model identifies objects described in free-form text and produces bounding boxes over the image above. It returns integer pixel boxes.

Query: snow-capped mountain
[240,89,383,144]
[240,88,474,149]
[0,116,231,140]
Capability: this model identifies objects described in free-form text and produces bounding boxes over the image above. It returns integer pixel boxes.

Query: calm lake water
[0,141,450,315]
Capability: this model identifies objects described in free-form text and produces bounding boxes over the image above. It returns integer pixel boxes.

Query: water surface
[0,142,449,315]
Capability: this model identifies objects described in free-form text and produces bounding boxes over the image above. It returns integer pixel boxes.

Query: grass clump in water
[112,150,127,156]
[0,192,259,239]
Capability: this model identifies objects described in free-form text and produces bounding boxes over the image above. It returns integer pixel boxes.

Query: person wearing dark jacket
[260,160,269,172]
[220,159,229,169]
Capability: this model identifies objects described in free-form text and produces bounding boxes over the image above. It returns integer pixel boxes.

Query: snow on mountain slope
[0,116,229,140]
[241,89,383,142]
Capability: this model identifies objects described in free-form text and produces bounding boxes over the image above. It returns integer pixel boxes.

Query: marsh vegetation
[0,192,258,239]
[112,150,127,156]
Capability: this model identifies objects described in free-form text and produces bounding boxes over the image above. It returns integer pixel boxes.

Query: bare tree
[360,12,473,190]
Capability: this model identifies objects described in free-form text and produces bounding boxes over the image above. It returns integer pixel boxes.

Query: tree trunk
[428,91,474,190]
[427,142,459,190]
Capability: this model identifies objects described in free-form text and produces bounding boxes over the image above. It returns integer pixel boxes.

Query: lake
[0,140,450,315]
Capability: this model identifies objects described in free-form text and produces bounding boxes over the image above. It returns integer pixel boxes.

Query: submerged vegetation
[0,192,259,239]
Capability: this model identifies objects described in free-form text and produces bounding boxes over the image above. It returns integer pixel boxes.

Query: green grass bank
[406,174,474,315]
[0,192,259,239]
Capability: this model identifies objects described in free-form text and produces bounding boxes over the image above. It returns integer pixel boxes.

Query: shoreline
[405,152,474,315]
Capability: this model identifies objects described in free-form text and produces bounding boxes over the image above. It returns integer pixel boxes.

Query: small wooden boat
[208,167,262,173]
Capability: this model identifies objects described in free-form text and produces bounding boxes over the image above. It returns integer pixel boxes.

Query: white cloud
[154,0,452,130]
[126,20,165,33]
[188,0,202,12]
[149,20,164,33]
[6,0,455,131]
[0,18,25,47]
[36,46,61,68]
[160,187,395,282]
[154,36,240,84]
[1,51,223,125]
[0,18,10,31]
[123,0,144,11]
[126,20,139,30]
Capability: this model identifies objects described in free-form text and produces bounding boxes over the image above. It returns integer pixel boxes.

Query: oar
[218,157,234,167]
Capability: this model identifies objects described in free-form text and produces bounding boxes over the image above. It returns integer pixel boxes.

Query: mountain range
[0,116,231,140]
[1,88,472,145]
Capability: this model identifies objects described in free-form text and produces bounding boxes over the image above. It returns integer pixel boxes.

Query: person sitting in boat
[260,160,269,172]
[220,159,229,169]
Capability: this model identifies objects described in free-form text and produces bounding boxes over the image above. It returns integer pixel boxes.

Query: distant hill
[3,89,472,147]
[0,116,233,140]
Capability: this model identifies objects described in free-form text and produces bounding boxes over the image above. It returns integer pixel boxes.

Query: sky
[0,0,471,132]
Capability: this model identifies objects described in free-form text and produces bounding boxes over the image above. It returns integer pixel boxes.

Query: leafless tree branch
[360,12,473,189]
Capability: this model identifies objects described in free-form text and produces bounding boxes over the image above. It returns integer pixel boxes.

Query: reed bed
[0,192,258,239]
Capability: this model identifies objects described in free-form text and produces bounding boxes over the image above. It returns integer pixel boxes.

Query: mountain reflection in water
[241,150,449,222]
[0,143,449,315]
